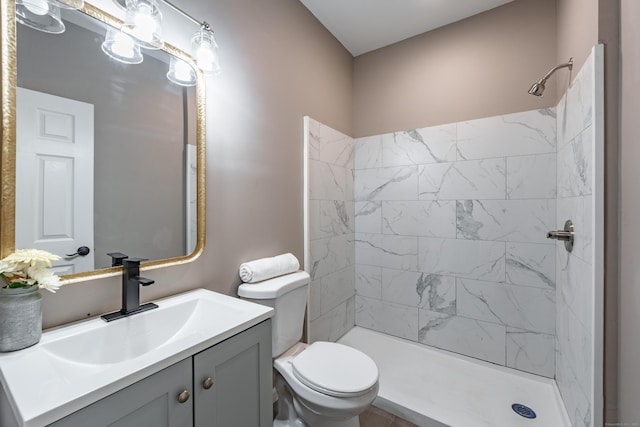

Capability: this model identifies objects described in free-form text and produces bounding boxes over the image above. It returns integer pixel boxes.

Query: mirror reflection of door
[186,144,197,255]
[16,87,95,275]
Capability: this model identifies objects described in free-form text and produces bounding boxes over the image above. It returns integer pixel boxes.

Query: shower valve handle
[546,220,574,252]
[546,230,572,241]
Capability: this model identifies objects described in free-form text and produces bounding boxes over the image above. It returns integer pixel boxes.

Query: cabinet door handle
[203,377,214,390]
[177,390,191,404]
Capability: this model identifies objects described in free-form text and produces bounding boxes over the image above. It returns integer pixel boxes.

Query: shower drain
[512,403,537,419]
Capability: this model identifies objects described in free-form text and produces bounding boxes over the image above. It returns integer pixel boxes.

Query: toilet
[238,271,379,427]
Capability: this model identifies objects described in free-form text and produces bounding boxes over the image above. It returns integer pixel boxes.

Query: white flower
[28,266,61,293]
[0,249,62,293]
[0,260,19,275]
[2,249,60,268]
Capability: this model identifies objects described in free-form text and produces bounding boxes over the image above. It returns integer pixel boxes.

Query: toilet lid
[291,342,378,398]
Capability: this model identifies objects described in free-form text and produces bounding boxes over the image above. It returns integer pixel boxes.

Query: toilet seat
[291,342,378,398]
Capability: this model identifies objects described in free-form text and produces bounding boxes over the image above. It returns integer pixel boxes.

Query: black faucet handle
[138,278,155,286]
[107,252,129,266]
[123,257,148,266]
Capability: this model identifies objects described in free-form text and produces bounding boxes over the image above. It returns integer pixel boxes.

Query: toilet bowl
[238,271,379,427]
[273,342,379,427]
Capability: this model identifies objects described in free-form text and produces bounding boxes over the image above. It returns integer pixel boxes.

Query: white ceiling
[299,0,516,57]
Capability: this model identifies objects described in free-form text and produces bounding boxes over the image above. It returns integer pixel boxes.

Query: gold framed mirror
[0,0,206,284]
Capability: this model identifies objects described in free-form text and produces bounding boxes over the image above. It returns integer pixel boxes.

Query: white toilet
[238,271,379,427]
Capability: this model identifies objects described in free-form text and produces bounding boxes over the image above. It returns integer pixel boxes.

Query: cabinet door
[49,358,192,427]
[194,319,272,427]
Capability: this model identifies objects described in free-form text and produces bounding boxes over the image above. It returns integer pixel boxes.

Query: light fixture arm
[161,0,213,33]
[108,0,221,76]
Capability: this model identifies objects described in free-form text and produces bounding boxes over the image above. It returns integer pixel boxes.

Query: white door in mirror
[16,87,95,275]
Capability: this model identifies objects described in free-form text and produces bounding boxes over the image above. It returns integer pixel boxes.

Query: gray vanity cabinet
[194,318,272,427]
[49,357,193,427]
[48,320,272,427]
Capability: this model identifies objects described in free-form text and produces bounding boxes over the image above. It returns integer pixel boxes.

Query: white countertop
[0,289,273,427]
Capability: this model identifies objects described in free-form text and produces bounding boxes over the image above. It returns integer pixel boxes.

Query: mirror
[0,1,206,283]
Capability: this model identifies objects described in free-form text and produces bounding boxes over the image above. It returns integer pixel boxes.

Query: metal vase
[0,286,42,352]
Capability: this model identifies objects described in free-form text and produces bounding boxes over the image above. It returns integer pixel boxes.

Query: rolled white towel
[239,253,300,283]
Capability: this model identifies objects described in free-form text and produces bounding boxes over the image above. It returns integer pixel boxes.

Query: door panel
[16,87,94,273]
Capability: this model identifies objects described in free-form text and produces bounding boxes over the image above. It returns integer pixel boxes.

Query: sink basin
[0,289,273,427]
[43,297,219,364]
[43,301,189,364]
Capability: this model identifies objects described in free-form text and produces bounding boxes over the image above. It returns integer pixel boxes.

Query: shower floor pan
[338,327,571,427]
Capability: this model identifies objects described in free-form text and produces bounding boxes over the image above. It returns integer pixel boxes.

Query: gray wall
[352,0,558,138]
[17,21,189,268]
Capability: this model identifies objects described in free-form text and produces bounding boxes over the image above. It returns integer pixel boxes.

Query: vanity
[0,290,274,427]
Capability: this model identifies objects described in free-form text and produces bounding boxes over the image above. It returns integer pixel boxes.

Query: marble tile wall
[305,48,602,424]
[353,110,558,378]
[305,117,356,343]
[554,46,602,427]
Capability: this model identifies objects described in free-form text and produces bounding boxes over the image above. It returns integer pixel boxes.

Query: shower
[528,57,573,96]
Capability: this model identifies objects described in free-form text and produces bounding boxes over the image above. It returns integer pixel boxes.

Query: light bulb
[16,0,65,33]
[167,57,196,86]
[196,45,214,70]
[24,0,50,15]
[191,27,220,75]
[132,4,156,42]
[112,32,136,58]
[101,28,143,64]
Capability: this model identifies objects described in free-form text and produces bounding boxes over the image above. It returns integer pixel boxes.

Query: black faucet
[101,256,158,322]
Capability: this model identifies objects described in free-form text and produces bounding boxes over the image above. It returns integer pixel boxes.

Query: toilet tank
[238,271,310,357]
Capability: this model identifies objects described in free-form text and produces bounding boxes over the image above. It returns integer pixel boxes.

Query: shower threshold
[338,327,571,427]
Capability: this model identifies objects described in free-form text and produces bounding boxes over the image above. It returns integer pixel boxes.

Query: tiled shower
[305,46,603,427]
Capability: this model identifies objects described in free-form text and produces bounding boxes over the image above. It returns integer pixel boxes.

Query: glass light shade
[101,28,143,64]
[167,57,196,87]
[121,0,164,50]
[16,0,65,34]
[50,0,84,10]
[191,28,220,75]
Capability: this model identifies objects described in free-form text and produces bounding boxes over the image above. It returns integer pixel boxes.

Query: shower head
[528,80,546,97]
[528,58,573,97]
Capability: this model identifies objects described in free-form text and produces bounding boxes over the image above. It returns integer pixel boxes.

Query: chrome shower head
[528,58,573,97]
[528,80,546,96]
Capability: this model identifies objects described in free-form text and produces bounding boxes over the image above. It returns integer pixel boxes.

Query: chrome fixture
[112,0,221,76]
[121,0,164,50]
[101,27,144,64]
[547,220,575,252]
[528,58,573,97]
[191,23,220,75]
[15,0,220,80]
[15,0,65,34]
[14,0,84,34]
[166,56,197,86]
[101,254,158,322]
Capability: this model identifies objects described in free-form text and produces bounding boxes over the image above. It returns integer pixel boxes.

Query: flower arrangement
[0,249,62,293]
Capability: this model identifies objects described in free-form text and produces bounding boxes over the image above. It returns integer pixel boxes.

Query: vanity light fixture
[191,23,220,76]
[15,0,65,34]
[166,56,196,86]
[113,0,221,75]
[121,0,164,50]
[101,28,144,64]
